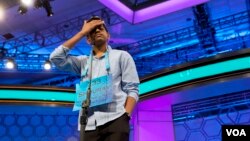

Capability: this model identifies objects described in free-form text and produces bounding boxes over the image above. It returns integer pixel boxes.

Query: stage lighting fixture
[44,60,52,70]
[0,6,4,21]
[20,0,34,7]
[34,0,43,8]
[18,0,54,17]
[43,0,54,17]
[5,59,16,69]
[18,5,28,15]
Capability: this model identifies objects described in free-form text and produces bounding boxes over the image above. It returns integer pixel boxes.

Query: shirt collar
[93,45,112,59]
[107,45,112,51]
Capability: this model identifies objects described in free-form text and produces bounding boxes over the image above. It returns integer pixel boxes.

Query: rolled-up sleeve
[121,51,140,102]
[50,45,87,74]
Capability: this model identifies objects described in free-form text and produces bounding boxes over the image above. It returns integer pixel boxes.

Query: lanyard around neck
[81,50,110,79]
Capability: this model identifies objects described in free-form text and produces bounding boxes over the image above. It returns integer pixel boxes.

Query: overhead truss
[1,9,250,87]
[0,7,125,54]
[115,10,248,58]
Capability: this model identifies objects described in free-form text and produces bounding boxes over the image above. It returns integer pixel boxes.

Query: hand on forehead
[87,16,103,22]
[85,16,108,33]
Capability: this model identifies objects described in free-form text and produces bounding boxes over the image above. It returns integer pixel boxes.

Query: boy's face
[87,19,109,46]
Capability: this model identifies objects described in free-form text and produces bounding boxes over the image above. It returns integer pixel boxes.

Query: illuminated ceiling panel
[98,0,209,24]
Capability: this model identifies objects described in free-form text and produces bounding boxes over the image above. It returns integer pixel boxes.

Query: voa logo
[226,129,246,136]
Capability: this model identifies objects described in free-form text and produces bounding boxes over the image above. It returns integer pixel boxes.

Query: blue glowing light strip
[0,89,74,102]
[0,56,249,101]
[139,56,250,95]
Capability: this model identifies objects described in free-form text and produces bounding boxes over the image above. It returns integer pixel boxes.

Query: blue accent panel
[173,90,250,141]
[0,105,79,140]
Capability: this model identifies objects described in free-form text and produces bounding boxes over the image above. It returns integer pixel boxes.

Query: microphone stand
[80,87,91,141]
[80,53,93,141]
